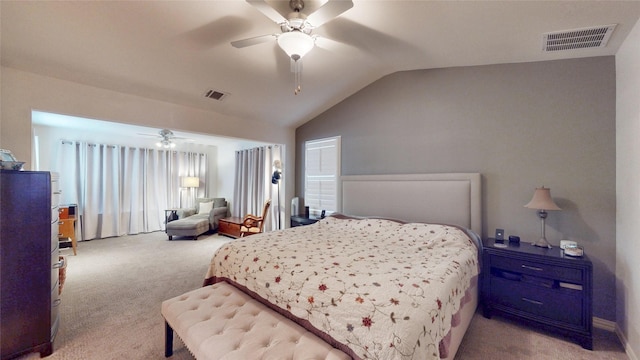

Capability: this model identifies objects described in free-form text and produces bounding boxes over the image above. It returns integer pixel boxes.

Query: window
[304,136,341,214]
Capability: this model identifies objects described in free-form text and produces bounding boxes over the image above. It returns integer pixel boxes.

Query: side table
[59,216,77,255]
[482,238,593,349]
[218,217,244,238]
[290,215,321,227]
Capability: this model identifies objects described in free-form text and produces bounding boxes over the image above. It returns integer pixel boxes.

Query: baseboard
[614,323,638,360]
[594,317,638,360]
[593,316,616,331]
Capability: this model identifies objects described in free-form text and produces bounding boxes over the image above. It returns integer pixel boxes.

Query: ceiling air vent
[203,89,228,101]
[542,24,617,52]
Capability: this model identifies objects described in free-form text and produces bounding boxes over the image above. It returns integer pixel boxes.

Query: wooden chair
[240,199,271,237]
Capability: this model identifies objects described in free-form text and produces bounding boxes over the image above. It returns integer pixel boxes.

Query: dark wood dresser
[482,238,593,349]
[1,170,61,359]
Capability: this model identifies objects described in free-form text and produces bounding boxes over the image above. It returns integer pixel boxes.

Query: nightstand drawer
[58,219,75,238]
[490,277,583,326]
[489,254,583,283]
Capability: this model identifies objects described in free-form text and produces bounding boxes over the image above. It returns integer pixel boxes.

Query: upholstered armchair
[180,198,228,230]
[167,197,228,240]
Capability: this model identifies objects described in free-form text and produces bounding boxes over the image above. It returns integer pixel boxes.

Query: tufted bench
[161,282,351,360]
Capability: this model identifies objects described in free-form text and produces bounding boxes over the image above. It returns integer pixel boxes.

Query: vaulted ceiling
[2,1,640,129]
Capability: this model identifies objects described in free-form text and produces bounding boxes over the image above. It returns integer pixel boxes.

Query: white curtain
[55,141,207,241]
[232,145,283,232]
[171,151,207,209]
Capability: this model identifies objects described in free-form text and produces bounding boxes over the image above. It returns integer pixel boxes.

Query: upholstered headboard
[340,173,481,235]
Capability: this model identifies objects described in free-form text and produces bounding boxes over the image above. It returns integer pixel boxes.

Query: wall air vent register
[542,24,617,52]
[203,89,228,101]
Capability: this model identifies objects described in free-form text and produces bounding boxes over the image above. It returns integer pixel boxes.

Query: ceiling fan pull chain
[291,56,303,95]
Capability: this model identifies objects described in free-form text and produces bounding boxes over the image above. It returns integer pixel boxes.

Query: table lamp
[524,186,561,248]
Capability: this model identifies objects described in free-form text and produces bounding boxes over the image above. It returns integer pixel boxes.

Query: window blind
[304,136,340,213]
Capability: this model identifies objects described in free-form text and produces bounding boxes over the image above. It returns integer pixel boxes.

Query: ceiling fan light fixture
[277,31,314,59]
[156,139,176,148]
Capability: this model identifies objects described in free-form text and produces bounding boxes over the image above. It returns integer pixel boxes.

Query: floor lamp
[180,176,200,208]
[271,160,282,230]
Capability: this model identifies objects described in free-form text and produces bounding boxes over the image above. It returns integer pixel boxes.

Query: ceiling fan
[232,0,354,94]
[138,129,190,148]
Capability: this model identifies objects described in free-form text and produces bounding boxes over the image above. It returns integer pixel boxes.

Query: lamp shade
[277,31,314,59]
[180,176,200,188]
[524,187,561,211]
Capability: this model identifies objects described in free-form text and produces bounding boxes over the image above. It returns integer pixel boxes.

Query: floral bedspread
[205,216,479,360]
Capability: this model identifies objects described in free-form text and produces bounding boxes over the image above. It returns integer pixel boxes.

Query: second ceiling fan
[232,0,354,94]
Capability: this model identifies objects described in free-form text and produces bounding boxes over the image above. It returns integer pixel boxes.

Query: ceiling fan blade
[231,33,276,48]
[246,0,287,24]
[306,0,353,28]
[137,132,163,137]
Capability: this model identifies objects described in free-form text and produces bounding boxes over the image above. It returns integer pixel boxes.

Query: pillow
[213,198,226,208]
[198,201,213,214]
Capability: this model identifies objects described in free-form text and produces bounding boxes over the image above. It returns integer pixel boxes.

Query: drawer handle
[53,191,62,195]
[53,299,62,307]
[522,297,543,306]
[53,258,65,269]
[521,264,543,271]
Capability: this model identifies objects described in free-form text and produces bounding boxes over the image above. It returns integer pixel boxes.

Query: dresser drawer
[51,222,60,250]
[51,249,61,292]
[51,206,59,225]
[489,254,583,283]
[490,277,583,326]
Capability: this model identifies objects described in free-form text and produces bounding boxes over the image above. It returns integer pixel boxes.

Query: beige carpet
[17,231,627,360]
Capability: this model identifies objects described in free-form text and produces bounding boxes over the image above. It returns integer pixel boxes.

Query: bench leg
[165,321,174,357]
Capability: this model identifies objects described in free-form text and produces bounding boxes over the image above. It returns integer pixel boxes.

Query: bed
[204,173,482,360]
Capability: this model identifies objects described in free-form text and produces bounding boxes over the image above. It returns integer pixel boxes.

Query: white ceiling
[3,0,640,131]
[31,111,267,149]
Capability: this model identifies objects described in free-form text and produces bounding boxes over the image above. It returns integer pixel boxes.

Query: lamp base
[532,238,552,249]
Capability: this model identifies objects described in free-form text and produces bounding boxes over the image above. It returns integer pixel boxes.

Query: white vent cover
[542,24,617,52]
[203,89,228,101]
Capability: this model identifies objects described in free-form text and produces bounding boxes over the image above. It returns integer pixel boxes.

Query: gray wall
[296,57,616,321]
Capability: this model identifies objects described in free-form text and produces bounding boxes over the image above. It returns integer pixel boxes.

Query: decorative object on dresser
[0,148,25,170]
[524,186,562,248]
[482,238,593,350]
[1,170,62,359]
